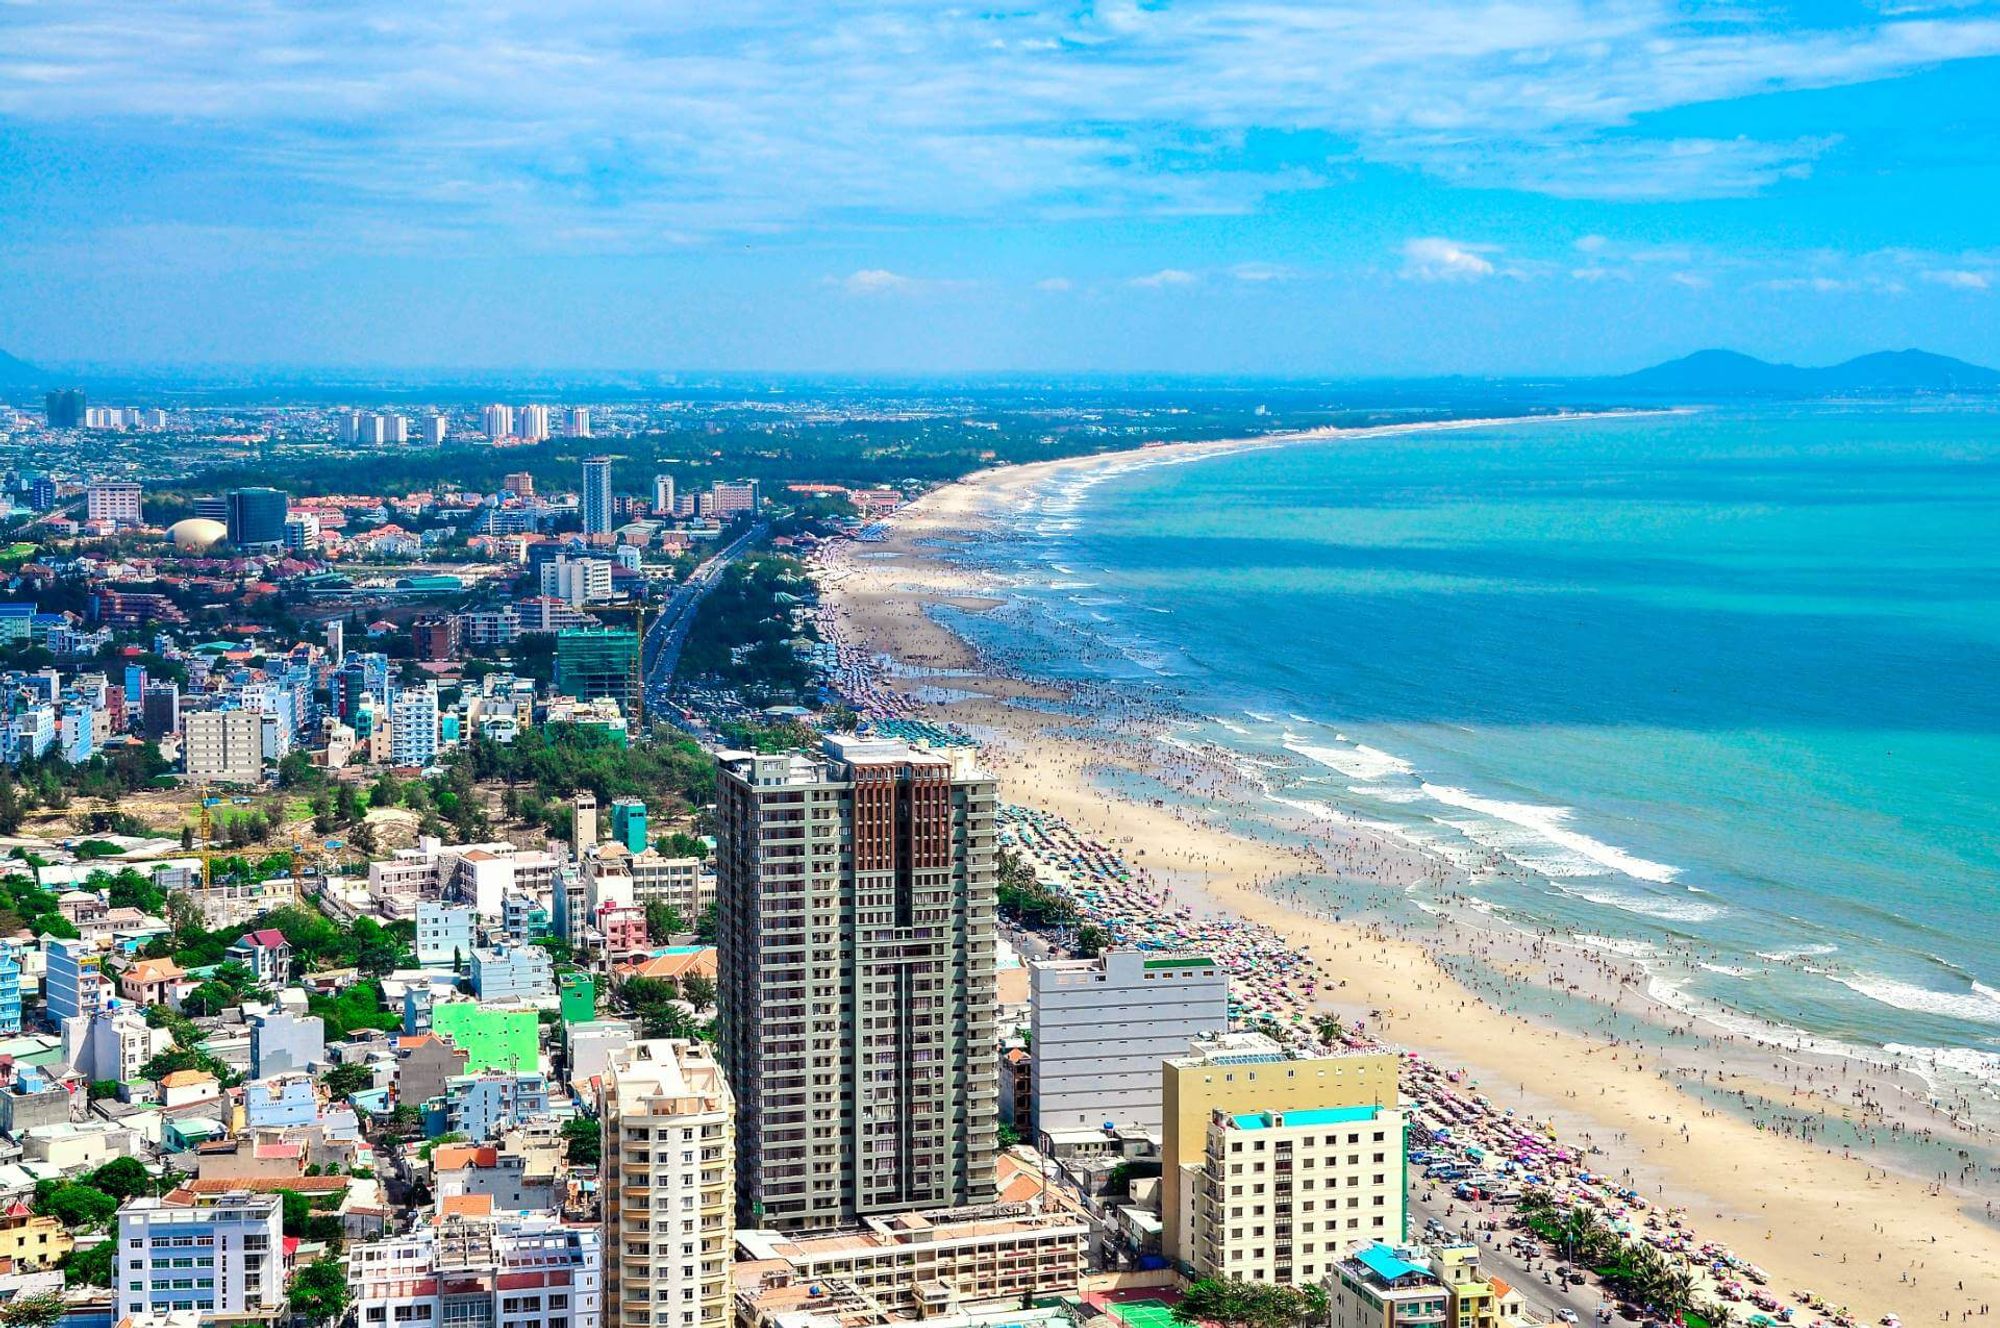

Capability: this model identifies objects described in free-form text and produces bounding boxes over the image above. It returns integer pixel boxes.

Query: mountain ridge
[1618,347,2000,395]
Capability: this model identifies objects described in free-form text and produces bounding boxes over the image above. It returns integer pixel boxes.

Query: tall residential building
[609,798,648,854]
[0,942,20,1035]
[504,472,535,498]
[484,404,516,441]
[423,412,449,444]
[555,629,639,718]
[541,554,613,606]
[43,937,106,1025]
[350,1215,600,1328]
[116,1194,285,1324]
[416,901,477,966]
[140,681,181,740]
[390,683,442,767]
[325,618,345,663]
[1191,1101,1407,1284]
[284,511,322,552]
[715,735,998,1230]
[566,407,591,438]
[225,487,290,549]
[520,404,553,441]
[708,481,757,518]
[1161,1032,1401,1270]
[651,475,675,516]
[183,709,265,783]
[85,481,143,526]
[44,389,85,429]
[1029,949,1227,1136]
[580,457,615,536]
[601,1039,734,1328]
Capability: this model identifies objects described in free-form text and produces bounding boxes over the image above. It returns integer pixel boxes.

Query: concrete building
[242,1073,317,1129]
[397,1033,471,1107]
[183,709,264,784]
[555,629,638,718]
[226,929,293,988]
[438,1070,550,1141]
[602,1039,734,1328]
[65,1003,170,1084]
[431,1142,559,1213]
[249,1009,326,1078]
[416,901,477,967]
[731,1204,1087,1320]
[1161,1033,1401,1270]
[1189,1101,1407,1284]
[42,936,106,1026]
[1029,949,1226,1137]
[0,942,19,1035]
[483,404,516,441]
[542,555,614,607]
[85,481,143,526]
[715,735,997,1230]
[390,683,441,768]
[1328,1244,1451,1328]
[566,407,591,438]
[0,1203,72,1269]
[115,1193,286,1324]
[581,457,615,536]
[651,475,675,515]
[349,1215,600,1328]
[470,943,556,1003]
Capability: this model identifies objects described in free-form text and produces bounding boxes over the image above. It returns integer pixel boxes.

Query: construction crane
[579,600,649,728]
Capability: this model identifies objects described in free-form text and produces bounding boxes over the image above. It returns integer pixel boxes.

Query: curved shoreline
[813,409,2000,1319]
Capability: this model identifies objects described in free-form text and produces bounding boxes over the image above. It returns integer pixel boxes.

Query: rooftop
[1229,1104,1383,1130]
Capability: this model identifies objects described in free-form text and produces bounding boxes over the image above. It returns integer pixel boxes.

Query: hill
[1618,348,2000,396]
[0,349,46,387]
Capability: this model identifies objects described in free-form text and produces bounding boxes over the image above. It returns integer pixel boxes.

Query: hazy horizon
[3,2,1997,375]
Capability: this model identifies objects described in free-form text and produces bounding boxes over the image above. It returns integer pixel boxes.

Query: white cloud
[829,269,920,295]
[1398,238,1497,282]
[1229,261,1293,283]
[1668,271,1712,289]
[1034,277,1074,292]
[1574,234,1609,254]
[1922,268,1991,291]
[2,0,1998,252]
[1128,268,1197,288]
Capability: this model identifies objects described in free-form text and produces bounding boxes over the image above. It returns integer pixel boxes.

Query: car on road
[1556,1312,1579,1324]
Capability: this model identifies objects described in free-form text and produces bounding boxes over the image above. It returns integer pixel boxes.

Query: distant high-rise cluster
[341,411,409,445]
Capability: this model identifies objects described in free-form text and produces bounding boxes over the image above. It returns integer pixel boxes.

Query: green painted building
[560,972,597,1025]
[430,1000,540,1074]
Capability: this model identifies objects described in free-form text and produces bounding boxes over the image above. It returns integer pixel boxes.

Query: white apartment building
[1029,949,1226,1136]
[369,838,561,921]
[1191,1101,1408,1286]
[65,1004,171,1084]
[85,481,143,526]
[731,1205,1089,1319]
[484,404,516,441]
[284,511,321,552]
[350,1215,600,1328]
[542,555,613,607]
[651,476,674,515]
[566,407,591,438]
[391,684,442,768]
[115,1194,286,1324]
[424,413,449,444]
[708,481,756,517]
[601,1040,734,1328]
[416,901,477,966]
[182,709,264,784]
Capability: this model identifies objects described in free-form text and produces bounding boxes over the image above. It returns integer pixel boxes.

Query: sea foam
[1838,974,2000,1027]
[1419,783,1682,884]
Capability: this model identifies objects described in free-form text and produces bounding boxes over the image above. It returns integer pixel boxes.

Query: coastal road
[1407,1187,1621,1327]
[641,519,768,713]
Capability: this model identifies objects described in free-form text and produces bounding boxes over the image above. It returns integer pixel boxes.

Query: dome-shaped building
[167,517,228,552]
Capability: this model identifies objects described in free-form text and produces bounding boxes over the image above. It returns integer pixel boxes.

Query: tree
[289,1256,351,1326]
[561,1116,601,1166]
[57,1240,113,1288]
[680,973,716,1010]
[1174,1278,1327,1328]
[0,1293,65,1328]
[644,899,686,942]
[88,1079,122,1101]
[1074,924,1110,959]
[35,1182,117,1229]
[86,1156,154,1201]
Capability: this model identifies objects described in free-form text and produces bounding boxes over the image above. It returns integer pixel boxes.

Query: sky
[1,1,1998,377]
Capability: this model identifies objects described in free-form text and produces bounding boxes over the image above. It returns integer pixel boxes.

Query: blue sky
[1,1,1997,375]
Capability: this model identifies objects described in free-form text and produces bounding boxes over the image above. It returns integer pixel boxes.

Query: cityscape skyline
[2,3,1997,375]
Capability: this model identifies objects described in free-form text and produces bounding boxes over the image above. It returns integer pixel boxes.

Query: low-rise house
[0,1199,71,1269]
[120,958,184,1008]
[225,930,292,988]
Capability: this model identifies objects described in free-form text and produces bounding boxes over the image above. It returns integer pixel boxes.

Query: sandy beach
[815,422,2000,1321]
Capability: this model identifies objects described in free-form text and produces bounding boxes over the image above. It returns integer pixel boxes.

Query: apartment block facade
[115,1194,286,1323]
[350,1215,601,1328]
[716,736,999,1231]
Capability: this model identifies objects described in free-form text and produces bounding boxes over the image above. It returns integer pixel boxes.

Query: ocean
[933,403,2000,1099]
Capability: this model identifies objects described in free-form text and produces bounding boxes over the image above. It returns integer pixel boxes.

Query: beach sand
[821,428,2000,1320]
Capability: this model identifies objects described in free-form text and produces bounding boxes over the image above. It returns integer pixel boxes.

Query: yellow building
[0,1200,73,1269]
[1161,1031,1399,1269]
[1429,1245,1503,1328]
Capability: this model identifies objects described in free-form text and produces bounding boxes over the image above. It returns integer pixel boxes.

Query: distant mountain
[1618,348,2000,396]
[0,349,46,388]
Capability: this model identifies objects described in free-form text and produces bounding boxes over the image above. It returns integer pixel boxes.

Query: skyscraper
[423,413,449,445]
[225,487,290,549]
[652,474,675,515]
[44,389,84,429]
[601,1040,734,1328]
[566,406,591,438]
[580,456,615,535]
[715,735,999,1230]
[554,627,639,717]
[483,404,515,441]
[519,404,552,441]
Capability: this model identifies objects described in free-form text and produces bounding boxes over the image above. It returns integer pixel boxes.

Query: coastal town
[0,388,1986,1328]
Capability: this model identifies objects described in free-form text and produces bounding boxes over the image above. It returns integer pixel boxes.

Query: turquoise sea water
[940,404,2000,1092]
